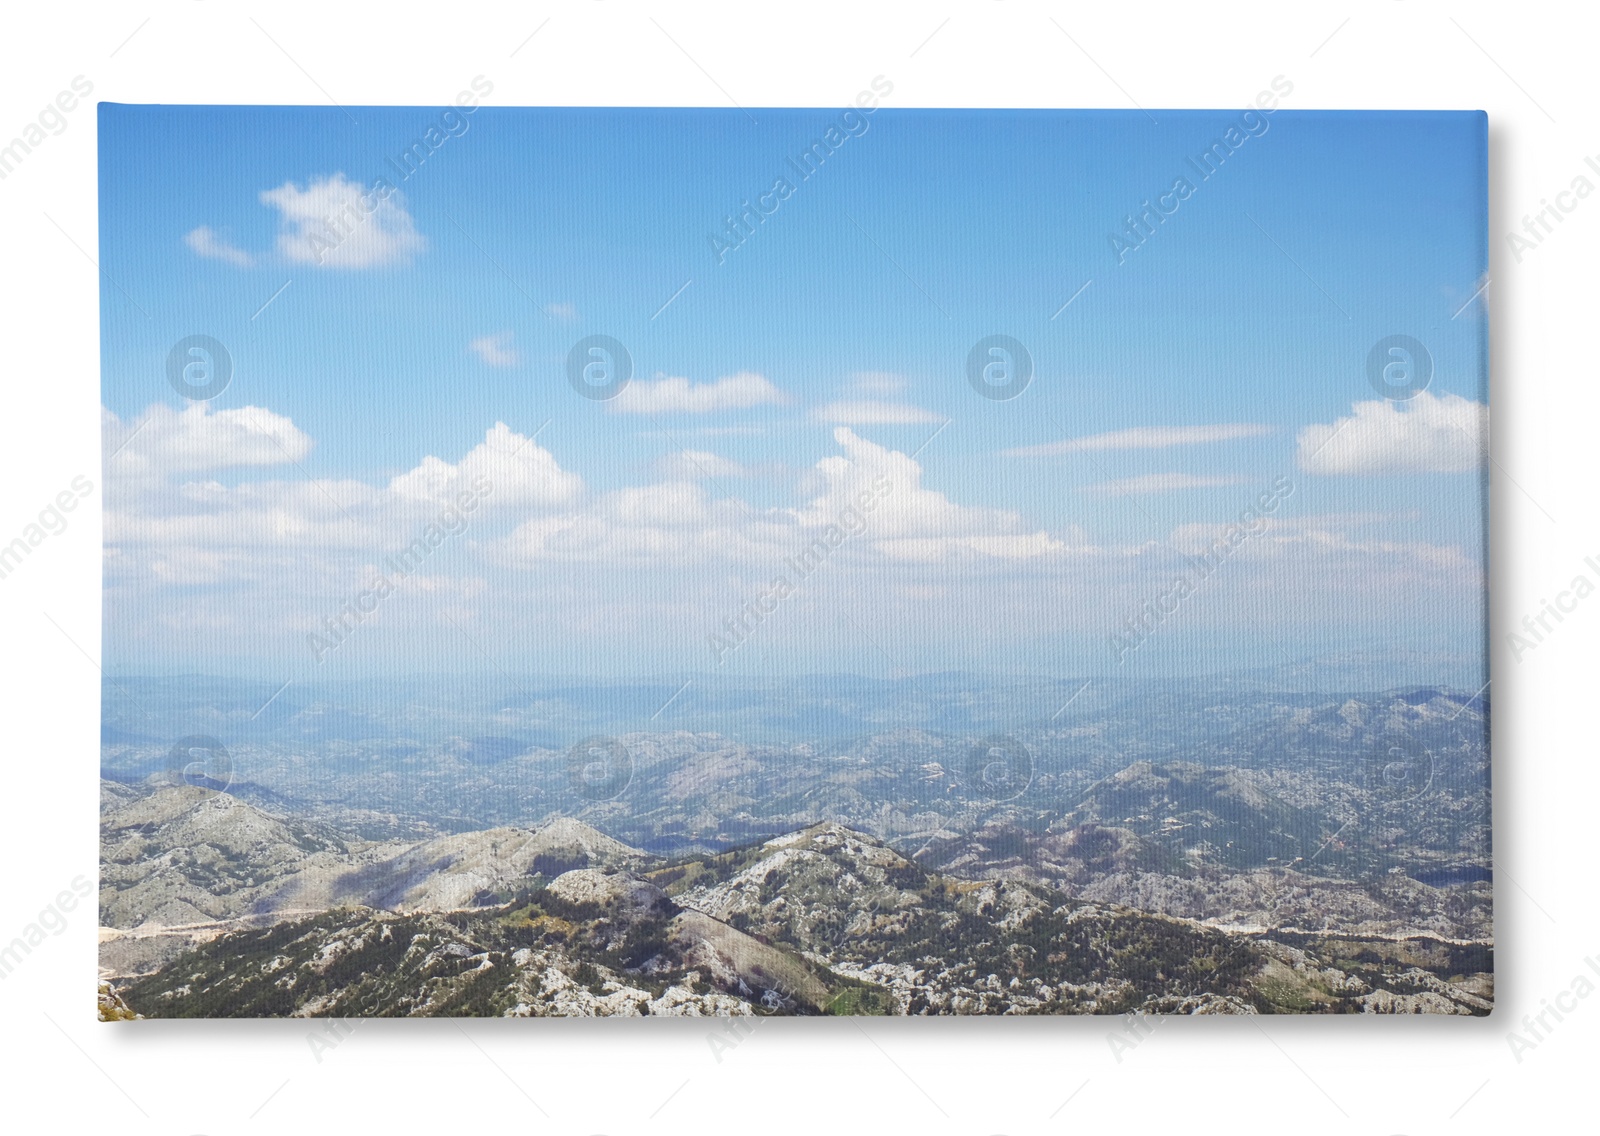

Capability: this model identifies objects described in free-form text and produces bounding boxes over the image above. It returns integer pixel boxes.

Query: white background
[0,2,1589,1132]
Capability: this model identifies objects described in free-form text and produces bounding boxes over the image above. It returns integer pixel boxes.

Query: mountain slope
[259,818,645,915]
[109,818,1492,1017]
[100,785,359,930]
[119,862,864,1018]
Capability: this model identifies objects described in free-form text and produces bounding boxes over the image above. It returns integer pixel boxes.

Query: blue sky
[99,103,1488,681]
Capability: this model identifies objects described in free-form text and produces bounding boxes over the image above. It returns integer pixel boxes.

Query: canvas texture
[95,96,1491,1018]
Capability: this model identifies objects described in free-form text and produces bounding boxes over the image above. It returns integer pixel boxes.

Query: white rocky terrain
[99,782,648,980]
[103,783,1493,1017]
[263,818,646,914]
[100,784,370,930]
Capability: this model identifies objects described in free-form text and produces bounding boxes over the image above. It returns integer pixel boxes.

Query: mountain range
[103,786,1491,1017]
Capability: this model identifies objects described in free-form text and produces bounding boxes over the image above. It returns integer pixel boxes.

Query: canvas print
[94,92,1490,1019]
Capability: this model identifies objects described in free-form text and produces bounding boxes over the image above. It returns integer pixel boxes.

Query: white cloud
[654,449,751,480]
[259,173,425,268]
[1296,391,1487,475]
[792,428,1065,562]
[609,371,789,415]
[1005,423,1272,457]
[502,481,759,563]
[810,400,942,425]
[498,426,1072,568]
[469,332,519,367]
[873,532,1068,562]
[183,225,254,268]
[104,402,311,480]
[104,410,581,558]
[102,401,1482,666]
[683,425,767,437]
[1090,473,1247,496]
[1167,517,1476,574]
[387,422,583,508]
[545,302,579,322]
[105,476,385,553]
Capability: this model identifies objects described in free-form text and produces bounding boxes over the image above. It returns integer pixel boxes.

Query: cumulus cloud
[810,400,943,425]
[1090,473,1247,496]
[544,302,578,322]
[101,400,1482,667]
[386,422,583,508]
[259,173,425,268]
[104,402,311,480]
[791,428,1065,562]
[469,332,518,367]
[609,372,789,415]
[104,410,580,558]
[497,427,1071,568]
[502,481,758,563]
[1005,423,1272,457]
[1296,392,1487,475]
[105,476,385,552]
[183,225,254,267]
